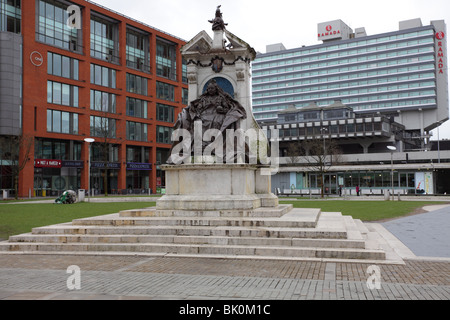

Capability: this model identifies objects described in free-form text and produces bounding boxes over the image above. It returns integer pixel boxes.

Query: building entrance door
[324,174,337,194]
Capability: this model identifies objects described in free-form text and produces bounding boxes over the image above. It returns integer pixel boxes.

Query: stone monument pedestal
[156,164,278,211]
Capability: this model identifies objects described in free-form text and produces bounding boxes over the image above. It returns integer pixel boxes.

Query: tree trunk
[14,174,18,200]
[103,168,108,196]
[321,173,325,199]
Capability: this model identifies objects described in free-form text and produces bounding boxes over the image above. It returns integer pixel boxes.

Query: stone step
[30,224,348,239]
[72,209,320,229]
[120,204,295,218]
[0,242,385,260]
[8,233,366,249]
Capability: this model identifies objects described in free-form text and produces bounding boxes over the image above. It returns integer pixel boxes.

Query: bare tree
[298,138,342,198]
[0,134,33,199]
[91,115,123,196]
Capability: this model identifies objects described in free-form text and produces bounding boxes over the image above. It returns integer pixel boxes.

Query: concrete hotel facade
[252,19,449,140]
[0,0,187,197]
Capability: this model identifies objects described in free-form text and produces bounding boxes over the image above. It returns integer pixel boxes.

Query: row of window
[253,71,435,93]
[90,90,117,114]
[47,80,79,107]
[33,138,167,166]
[307,172,417,189]
[254,98,438,120]
[48,52,79,80]
[254,37,434,71]
[90,63,116,88]
[274,122,390,138]
[253,59,435,85]
[254,80,436,100]
[46,109,174,144]
[254,48,434,78]
[254,87,436,106]
[255,29,435,63]
[48,79,176,122]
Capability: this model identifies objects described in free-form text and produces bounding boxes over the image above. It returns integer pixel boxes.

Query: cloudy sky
[93,0,450,139]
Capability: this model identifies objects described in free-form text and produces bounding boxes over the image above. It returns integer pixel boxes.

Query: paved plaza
[0,202,449,305]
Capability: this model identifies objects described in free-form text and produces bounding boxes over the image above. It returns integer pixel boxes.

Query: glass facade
[90,90,116,113]
[252,28,438,120]
[90,14,119,63]
[156,81,175,101]
[126,27,150,72]
[0,0,21,33]
[90,63,116,88]
[126,97,148,119]
[126,121,148,142]
[126,73,148,95]
[37,0,81,51]
[156,39,177,80]
[90,116,116,138]
[47,109,78,134]
[47,80,79,107]
[156,103,175,123]
[48,52,79,80]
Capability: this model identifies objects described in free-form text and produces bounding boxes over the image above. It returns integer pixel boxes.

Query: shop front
[34,159,83,197]
[90,161,120,195]
[126,162,151,194]
[276,169,435,196]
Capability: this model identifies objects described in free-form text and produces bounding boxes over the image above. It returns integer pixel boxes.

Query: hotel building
[252,19,450,195]
[253,19,448,141]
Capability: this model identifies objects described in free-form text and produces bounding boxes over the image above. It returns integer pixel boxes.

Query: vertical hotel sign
[436,31,446,75]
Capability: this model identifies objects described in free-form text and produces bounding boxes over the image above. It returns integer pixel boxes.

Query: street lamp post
[84,138,95,202]
[387,146,397,201]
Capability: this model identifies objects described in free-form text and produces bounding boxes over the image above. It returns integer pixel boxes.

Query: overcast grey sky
[93,0,450,140]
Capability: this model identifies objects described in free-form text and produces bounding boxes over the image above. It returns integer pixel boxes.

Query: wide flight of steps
[0,204,393,262]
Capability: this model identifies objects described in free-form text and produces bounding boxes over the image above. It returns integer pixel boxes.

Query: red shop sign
[34,159,62,168]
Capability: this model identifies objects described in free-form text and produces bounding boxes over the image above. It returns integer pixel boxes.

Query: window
[126,27,150,72]
[90,14,119,62]
[90,116,116,138]
[90,63,116,88]
[156,81,175,101]
[156,104,175,123]
[126,121,148,141]
[182,88,189,105]
[48,52,79,80]
[47,109,78,134]
[35,138,81,160]
[90,90,116,113]
[126,97,148,118]
[1,0,21,33]
[156,126,173,144]
[37,0,81,51]
[126,73,148,95]
[127,146,150,163]
[156,39,177,80]
[182,59,188,83]
[47,81,78,107]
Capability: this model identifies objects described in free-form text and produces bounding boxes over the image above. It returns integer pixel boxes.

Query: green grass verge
[280,200,443,222]
[0,200,444,240]
[0,202,156,240]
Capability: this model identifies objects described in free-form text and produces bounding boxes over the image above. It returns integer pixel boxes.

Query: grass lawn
[0,201,156,240]
[0,199,444,240]
[280,200,443,222]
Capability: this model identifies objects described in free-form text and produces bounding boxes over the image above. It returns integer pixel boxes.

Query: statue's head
[206,80,219,95]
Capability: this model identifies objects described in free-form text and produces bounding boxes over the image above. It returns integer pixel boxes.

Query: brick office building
[0,0,188,197]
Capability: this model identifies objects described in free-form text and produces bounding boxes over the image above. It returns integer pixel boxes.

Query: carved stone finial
[208,5,228,31]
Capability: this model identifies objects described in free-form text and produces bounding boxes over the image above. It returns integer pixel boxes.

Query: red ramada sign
[436,32,445,75]
[318,25,341,38]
